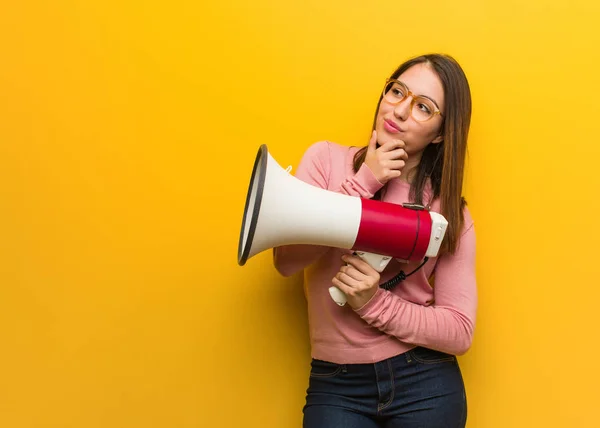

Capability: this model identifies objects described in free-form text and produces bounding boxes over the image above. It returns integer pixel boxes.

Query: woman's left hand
[332,254,381,309]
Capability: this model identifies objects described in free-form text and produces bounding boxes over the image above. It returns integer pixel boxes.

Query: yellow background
[1,1,599,427]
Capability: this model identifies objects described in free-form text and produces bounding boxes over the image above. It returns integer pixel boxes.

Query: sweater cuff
[354,163,385,196]
[353,287,386,316]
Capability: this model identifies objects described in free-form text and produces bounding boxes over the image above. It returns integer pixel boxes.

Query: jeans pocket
[408,346,456,364]
[309,359,344,378]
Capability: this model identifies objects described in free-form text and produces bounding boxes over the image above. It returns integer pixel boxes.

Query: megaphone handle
[328,252,392,307]
[328,286,348,306]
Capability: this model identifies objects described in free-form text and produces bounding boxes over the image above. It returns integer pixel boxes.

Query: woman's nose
[394,97,412,121]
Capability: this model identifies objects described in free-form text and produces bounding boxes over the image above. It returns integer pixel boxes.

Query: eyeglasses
[382,79,443,122]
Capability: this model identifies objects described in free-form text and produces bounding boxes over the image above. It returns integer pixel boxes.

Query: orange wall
[1,1,599,427]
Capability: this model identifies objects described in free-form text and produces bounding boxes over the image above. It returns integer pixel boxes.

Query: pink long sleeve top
[273,141,477,364]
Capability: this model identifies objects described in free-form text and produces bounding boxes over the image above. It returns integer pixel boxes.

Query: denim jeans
[303,347,467,428]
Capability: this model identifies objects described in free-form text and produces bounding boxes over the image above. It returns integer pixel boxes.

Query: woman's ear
[432,134,444,144]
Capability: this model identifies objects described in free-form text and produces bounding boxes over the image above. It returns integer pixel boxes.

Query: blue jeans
[303,347,467,428]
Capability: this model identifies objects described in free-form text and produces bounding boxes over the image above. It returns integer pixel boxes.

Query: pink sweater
[273,141,477,364]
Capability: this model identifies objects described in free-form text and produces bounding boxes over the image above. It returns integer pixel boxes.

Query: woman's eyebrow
[400,81,442,110]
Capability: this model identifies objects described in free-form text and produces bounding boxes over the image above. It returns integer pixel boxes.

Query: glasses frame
[382,78,443,122]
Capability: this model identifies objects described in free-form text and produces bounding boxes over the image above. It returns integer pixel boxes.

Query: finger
[340,265,365,282]
[331,277,354,296]
[378,139,405,152]
[335,271,362,288]
[388,169,402,179]
[343,255,378,276]
[386,160,406,170]
[367,130,377,153]
[386,148,408,160]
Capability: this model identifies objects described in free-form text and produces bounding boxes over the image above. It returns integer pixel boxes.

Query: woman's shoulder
[302,140,358,157]
[300,141,361,169]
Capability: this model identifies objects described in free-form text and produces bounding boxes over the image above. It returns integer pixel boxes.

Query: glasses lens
[383,81,406,104]
[411,97,437,122]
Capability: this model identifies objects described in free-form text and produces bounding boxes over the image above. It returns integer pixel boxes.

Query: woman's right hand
[364,130,408,184]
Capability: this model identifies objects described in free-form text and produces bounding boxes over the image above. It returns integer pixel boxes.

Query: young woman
[273,53,477,428]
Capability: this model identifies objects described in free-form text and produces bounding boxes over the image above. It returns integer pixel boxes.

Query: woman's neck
[400,152,423,184]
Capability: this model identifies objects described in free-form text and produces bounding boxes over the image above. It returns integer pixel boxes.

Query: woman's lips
[384,119,402,133]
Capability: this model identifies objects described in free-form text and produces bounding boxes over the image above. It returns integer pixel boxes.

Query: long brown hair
[353,54,472,255]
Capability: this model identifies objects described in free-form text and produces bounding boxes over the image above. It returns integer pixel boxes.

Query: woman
[274,53,477,428]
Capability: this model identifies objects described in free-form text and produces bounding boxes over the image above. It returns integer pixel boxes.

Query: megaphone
[238,144,448,306]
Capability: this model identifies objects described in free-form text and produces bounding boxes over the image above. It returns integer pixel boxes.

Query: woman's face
[375,63,445,156]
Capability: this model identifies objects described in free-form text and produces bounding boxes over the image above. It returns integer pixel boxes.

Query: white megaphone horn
[238,145,448,307]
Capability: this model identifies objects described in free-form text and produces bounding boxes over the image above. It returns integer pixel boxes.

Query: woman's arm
[352,218,477,355]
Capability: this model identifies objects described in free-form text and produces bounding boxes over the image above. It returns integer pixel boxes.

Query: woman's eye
[417,103,432,113]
